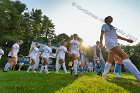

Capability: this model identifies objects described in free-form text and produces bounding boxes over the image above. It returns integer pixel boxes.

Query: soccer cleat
[75,74,79,78]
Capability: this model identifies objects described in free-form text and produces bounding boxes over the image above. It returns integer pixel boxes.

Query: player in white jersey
[56,41,68,74]
[100,16,140,82]
[4,40,23,72]
[40,42,52,74]
[69,34,81,77]
[27,43,39,73]
[0,45,4,60]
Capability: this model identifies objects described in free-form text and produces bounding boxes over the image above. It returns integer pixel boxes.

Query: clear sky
[15,0,140,46]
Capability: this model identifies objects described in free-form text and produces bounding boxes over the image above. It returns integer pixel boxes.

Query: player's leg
[44,58,49,74]
[112,46,140,81]
[12,57,18,70]
[56,58,61,74]
[71,53,79,77]
[60,59,67,74]
[102,51,114,79]
[4,57,14,71]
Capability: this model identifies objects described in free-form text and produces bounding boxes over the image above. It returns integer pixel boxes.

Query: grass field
[0,70,140,93]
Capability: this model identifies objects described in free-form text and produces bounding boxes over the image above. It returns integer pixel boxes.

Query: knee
[121,54,128,60]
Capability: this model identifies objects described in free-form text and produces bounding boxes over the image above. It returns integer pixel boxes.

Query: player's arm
[28,47,34,57]
[100,31,105,48]
[117,35,133,43]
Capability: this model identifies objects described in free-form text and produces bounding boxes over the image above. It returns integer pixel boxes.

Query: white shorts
[42,56,49,59]
[105,43,119,52]
[71,51,80,57]
[30,56,36,60]
[57,55,65,60]
[19,63,24,66]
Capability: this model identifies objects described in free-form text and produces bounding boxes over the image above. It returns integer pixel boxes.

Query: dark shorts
[8,56,16,58]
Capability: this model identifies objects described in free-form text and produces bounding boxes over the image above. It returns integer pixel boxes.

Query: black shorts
[8,56,16,58]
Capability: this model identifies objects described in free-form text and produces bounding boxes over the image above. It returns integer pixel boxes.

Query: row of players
[1,16,140,82]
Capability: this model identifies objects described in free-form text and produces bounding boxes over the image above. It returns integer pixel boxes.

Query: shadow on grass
[109,77,140,93]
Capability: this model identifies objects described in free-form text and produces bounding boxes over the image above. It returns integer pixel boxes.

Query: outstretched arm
[117,35,133,43]
[100,31,105,48]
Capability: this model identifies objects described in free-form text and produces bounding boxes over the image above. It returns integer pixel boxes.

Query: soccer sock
[40,65,44,72]
[73,60,78,75]
[32,65,35,71]
[27,65,32,71]
[62,63,67,73]
[44,65,48,74]
[103,62,112,75]
[123,59,140,80]
[4,63,11,71]
[56,64,60,74]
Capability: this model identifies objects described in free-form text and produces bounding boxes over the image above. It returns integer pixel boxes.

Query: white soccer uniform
[56,46,67,74]
[8,43,20,57]
[70,40,80,57]
[41,45,52,59]
[101,24,118,51]
[57,46,67,60]
[0,48,4,59]
[29,47,39,60]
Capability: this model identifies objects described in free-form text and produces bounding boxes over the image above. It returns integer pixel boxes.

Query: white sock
[103,62,112,75]
[123,59,140,80]
[32,65,35,71]
[4,63,10,71]
[44,65,48,74]
[56,64,60,74]
[62,63,67,73]
[73,60,78,75]
[27,65,32,71]
[40,65,44,72]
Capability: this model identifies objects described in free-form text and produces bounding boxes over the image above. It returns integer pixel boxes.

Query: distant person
[69,34,81,78]
[114,54,123,78]
[56,41,68,74]
[27,43,39,73]
[100,16,140,81]
[39,42,53,74]
[4,40,23,72]
[93,41,105,74]
[0,45,4,60]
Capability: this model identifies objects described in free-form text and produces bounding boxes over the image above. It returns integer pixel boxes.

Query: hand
[126,39,133,43]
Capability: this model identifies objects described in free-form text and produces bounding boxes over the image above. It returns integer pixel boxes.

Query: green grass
[0,71,140,93]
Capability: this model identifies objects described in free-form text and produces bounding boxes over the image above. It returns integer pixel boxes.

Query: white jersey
[0,48,4,59]
[29,47,39,58]
[57,46,67,59]
[101,24,118,51]
[70,40,80,52]
[41,45,52,58]
[8,43,20,57]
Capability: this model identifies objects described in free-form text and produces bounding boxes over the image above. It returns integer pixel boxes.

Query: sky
[14,0,140,46]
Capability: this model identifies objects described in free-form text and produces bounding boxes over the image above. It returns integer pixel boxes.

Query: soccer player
[4,40,23,72]
[100,16,140,81]
[40,42,53,74]
[93,41,105,74]
[79,45,85,74]
[69,34,80,77]
[27,43,39,73]
[0,45,4,60]
[56,41,68,74]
